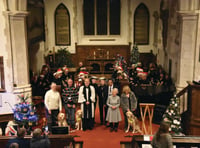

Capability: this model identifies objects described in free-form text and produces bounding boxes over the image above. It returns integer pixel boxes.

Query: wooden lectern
[183,82,200,135]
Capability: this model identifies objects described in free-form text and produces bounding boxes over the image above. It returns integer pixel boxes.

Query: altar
[72,44,131,76]
[86,58,115,74]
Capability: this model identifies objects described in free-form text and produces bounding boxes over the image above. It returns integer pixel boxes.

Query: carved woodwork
[71,43,131,74]
[183,82,200,135]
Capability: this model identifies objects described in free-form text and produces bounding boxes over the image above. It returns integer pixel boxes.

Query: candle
[107,51,109,55]
[107,51,109,59]
[94,51,96,59]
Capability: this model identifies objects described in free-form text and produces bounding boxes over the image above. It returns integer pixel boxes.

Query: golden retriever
[57,113,68,127]
[75,109,82,130]
[125,111,142,134]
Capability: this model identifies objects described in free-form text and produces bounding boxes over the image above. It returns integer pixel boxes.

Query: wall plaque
[55,4,70,45]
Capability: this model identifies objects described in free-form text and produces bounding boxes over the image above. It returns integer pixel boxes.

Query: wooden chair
[139,103,155,135]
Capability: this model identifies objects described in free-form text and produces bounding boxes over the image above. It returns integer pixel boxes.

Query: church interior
[1,0,200,147]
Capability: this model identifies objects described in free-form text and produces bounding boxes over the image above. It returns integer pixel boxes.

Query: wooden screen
[134,3,149,45]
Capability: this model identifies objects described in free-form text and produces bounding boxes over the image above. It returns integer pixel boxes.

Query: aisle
[70,107,159,148]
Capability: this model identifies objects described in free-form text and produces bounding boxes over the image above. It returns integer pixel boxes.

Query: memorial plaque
[134,4,149,45]
[55,4,70,45]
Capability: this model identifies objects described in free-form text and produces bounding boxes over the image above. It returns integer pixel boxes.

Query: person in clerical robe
[90,76,98,123]
[78,78,95,131]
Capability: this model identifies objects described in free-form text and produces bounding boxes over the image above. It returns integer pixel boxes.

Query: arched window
[55,3,71,45]
[134,3,149,45]
[83,0,120,35]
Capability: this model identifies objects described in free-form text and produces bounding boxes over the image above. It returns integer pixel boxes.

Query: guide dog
[57,113,68,127]
[125,111,142,134]
[75,109,82,130]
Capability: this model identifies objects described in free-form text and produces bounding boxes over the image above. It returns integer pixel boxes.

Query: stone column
[176,12,198,89]
[8,11,31,100]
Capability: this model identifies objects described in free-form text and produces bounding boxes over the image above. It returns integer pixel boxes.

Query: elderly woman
[106,88,122,132]
[120,85,137,131]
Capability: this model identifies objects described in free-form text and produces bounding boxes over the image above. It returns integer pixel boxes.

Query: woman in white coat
[106,88,122,132]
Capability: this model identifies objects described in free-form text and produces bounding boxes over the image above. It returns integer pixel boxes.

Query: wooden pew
[0,135,83,148]
[120,135,200,148]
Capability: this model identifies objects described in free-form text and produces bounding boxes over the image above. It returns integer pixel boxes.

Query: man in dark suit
[6,128,30,148]
[97,77,107,125]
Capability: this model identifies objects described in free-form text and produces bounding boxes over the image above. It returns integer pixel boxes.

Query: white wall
[165,0,200,88]
[45,0,161,54]
[0,0,18,114]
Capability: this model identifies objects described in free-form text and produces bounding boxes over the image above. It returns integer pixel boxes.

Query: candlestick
[94,51,96,59]
[107,51,109,59]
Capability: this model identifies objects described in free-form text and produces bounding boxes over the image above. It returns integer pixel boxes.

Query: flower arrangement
[13,94,38,126]
[130,44,140,64]
[114,54,128,79]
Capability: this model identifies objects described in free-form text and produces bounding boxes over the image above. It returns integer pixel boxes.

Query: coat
[106,95,122,123]
[120,91,137,113]
[6,138,30,148]
[78,85,96,118]
[30,136,50,148]
[151,133,173,148]
[97,85,108,105]
[104,84,120,104]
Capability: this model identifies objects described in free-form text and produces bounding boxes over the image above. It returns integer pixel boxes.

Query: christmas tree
[163,96,182,135]
[13,94,38,127]
[130,44,140,64]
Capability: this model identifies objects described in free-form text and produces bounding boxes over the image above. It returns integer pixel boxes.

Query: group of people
[27,61,174,148]
[128,62,173,88]
[6,127,50,148]
[31,61,174,133]
[44,73,139,133]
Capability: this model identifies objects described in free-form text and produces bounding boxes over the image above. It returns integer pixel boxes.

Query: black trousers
[109,122,119,129]
[99,102,108,124]
[104,106,108,124]
[51,109,59,126]
[94,98,97,120]
[99,100,104,123]
[82,118,94,130]
[47,109,59,132]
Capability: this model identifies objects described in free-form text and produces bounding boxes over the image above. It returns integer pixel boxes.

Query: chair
[139,103,155,135]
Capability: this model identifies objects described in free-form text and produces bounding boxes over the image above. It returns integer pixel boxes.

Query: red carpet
[70,107,159,148]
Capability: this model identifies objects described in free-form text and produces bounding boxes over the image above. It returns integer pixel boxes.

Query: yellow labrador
[125,111,142,134]
[57,113,68,127]
[75,109,82,130]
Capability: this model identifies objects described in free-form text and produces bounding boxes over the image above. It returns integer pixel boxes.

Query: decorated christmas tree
[163,96,182,135]
[130,44,140,64]
[114,54,128,79]
[13,94,38,127]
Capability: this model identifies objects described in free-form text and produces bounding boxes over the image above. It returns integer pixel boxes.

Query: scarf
[83,85,92,119]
